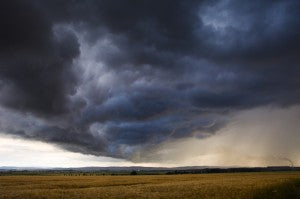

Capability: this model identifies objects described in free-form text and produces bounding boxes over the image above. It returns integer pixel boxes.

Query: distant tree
[130,170,137,175]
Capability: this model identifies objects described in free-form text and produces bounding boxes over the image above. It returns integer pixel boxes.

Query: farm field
[0,172,300,199]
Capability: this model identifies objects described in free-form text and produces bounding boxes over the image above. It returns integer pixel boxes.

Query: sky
[0,0,300,167]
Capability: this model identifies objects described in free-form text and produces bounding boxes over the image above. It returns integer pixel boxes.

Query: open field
[0,172,300,199]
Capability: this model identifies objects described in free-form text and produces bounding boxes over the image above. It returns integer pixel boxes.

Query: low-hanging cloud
[137,106,300,166]
[0,0,299,162]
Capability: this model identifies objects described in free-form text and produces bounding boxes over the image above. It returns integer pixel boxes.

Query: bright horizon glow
[0,135,171,168]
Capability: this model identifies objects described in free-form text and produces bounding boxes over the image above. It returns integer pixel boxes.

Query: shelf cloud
[0,0,299,163]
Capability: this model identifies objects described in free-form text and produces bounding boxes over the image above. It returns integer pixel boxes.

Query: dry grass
[0,172,299,199]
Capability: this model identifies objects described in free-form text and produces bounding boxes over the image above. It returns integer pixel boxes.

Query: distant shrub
[130,170,137,175]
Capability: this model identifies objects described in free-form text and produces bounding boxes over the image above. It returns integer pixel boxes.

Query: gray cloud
[0,0,80,116]
[0,0,299,161]
[137,106,300,166]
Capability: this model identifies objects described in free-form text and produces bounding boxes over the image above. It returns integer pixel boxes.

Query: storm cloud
[0,0,299,161]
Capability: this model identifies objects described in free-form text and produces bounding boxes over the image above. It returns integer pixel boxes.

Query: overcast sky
[0,0,300,167]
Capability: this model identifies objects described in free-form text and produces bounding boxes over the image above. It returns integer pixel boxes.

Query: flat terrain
[0,172,300,199]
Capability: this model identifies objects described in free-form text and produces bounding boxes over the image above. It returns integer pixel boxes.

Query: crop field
[0,172,300,199]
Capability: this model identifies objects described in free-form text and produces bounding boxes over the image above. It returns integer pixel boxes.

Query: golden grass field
[0,172,300,199]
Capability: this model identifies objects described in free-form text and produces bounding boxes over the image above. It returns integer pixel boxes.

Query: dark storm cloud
[0,0,80,116]
[0,0,299,160]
